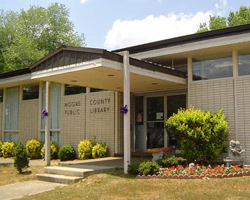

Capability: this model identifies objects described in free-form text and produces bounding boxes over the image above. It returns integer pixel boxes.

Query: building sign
[64,101,81,115]
[90,98,110,114]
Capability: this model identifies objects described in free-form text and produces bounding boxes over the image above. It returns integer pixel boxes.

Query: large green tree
[197,6,250,33]
[0,3,85,72]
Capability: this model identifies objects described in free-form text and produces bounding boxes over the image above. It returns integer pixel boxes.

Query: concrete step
[36,173,83,184]
[44,166,95,177]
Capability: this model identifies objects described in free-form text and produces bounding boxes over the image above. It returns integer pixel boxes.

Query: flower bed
[136,164,250,179]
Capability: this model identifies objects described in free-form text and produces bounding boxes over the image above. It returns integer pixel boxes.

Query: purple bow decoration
[42,109,48,119]
[120,105,128,114]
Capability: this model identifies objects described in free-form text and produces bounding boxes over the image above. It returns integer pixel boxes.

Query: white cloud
[80,0,91,4]
[215,0,228,16]
[104,11,212,49]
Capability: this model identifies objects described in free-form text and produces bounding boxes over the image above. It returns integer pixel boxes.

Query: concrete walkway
[0,181,65,200]
[0,156,150,199]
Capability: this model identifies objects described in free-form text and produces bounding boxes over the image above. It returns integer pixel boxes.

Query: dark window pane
[135,96,143,125]
[167,95,186,118]
[147,122,164,148]
[239,52,250,76]
[147,97,164,121]
[65,84,86,95]
[167,95,186,147]
[23,84,39,100]
[90,88,105,93]
[193,55,233,81]
[0,89,3,102]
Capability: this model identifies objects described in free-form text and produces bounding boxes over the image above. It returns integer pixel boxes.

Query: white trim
[123,51,130,174]
[130,65,186,84]
[131,33,250,59]
[2,88,6,141]
[114,92,118,154]
[0,74,31,85]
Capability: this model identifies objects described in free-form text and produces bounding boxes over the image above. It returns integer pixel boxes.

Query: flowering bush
[26,139,43,159]
[165,107,229,163]
[159,164,250,176]
[41,141,59,159]
[78,139,93,159]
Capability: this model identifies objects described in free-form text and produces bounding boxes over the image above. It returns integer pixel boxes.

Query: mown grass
[0,164,44,186]
[20,170,250,200]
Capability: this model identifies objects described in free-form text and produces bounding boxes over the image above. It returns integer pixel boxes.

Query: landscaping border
[136,171,250,179]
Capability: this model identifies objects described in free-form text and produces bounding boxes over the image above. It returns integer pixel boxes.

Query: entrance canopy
[26,46,187,93]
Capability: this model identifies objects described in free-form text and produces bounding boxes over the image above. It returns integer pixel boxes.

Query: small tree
[13,142,29,173]
[165,107,229,164]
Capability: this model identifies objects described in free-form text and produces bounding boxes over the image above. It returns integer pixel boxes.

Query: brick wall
[19,99,39,142]
[61,93,86,152]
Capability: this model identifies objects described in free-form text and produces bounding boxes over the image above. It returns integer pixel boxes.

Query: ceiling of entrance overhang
[34,66,186,93]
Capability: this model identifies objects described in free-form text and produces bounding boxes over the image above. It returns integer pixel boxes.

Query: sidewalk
[0,181,65,200]
[0,157,59,166]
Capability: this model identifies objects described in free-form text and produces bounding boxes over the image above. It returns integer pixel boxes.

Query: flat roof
[113,23,250,54]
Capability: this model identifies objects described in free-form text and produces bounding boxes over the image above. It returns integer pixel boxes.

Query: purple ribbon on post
[120,105,128,114]
[42,109,48,119]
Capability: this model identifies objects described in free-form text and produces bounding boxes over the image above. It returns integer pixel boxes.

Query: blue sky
[1,0,249,50]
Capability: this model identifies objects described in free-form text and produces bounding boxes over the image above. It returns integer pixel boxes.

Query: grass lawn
[0,164,44,186]
[19,170,250,200]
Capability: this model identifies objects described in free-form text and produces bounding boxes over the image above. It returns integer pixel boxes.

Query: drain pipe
[123,51,131,174]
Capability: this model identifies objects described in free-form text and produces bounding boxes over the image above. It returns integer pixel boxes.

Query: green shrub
[58,145,76,161]
[128,162,140,175]
[41,141,59,159]
[2,142,15,158]
[0,140,3,157]
[165,107,229,164]
[138,161,159,176]
[78,139,93,160]
[26,139,43,159]
[156,156,187,168]
[13,142,29,173]
[92,143,108,158]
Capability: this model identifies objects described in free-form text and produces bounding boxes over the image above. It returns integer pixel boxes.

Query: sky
[1,0,249,50]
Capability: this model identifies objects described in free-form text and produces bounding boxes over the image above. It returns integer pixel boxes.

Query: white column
[45,81,51,166]
[123,51,130,174]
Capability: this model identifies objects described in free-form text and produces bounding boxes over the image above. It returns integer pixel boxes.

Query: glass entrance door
[146,96,164,149]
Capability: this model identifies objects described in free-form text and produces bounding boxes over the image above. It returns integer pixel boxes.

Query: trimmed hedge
[26,139,43,159]
[92,143,108,158]
[41,141,59,159]
[2,142,15,158]
[58,145,76,161]
[78,139,93,159]
[156,156,187,168]
[138,161,160,176]
[0,140,2,157]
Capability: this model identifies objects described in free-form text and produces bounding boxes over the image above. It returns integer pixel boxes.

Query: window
[23,83,39,100]
[90,88,105,93]
[41,131,60,145]
[42,83,61,129]
[4,132,18,143]
[65,84,86,95]
[5,87,19,131]
[193,54,233,81]
[239,50,250,76]
[0,89,3,103]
